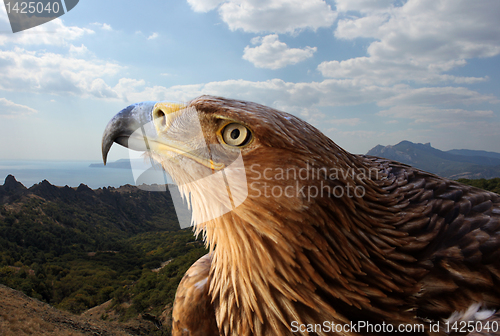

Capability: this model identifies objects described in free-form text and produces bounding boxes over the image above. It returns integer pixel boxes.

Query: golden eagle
[102,96,500,335]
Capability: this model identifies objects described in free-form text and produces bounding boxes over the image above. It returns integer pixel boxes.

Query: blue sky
[1,0,499,163]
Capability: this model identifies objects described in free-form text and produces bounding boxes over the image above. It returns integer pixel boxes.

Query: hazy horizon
[3,141,500,189]
[0,159,136,189]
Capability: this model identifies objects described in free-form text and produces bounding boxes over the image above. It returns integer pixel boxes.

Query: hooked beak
[101,101,158,165]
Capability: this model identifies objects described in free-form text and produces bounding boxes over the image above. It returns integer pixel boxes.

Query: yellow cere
[153,102,186,115]
[151,102,187,134]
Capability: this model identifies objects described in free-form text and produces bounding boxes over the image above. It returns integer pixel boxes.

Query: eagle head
[102,95,361,231]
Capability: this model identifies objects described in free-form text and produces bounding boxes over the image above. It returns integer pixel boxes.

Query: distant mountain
[446,149,500,160]
[0,175,180,235]
[89,158,158,169]
[366,141,500,179]
[89,158,132,168]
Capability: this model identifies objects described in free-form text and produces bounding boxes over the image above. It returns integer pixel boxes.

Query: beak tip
[101,101,157,165]
[102,127,114,166]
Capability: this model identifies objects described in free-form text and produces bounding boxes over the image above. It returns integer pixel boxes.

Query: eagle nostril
[154,109,166,128]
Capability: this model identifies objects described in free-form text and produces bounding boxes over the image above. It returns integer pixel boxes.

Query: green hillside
[0,175,207,334]
[456,178,500,194]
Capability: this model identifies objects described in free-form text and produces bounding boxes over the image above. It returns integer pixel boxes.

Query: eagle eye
[221,123,252,147]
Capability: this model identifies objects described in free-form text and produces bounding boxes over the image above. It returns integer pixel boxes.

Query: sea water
[0,159,169,189]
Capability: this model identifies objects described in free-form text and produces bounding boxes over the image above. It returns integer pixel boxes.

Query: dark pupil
[230,129,240,139]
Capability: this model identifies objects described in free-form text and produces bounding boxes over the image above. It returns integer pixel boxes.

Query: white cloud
[0,48,122,99]
[242,34,316,69]
[187,0,337,33]
[0,98,37,118]
[147,32,159,40]
[114,78,403,109]
[0,18,94,46]
[334,129,379,138]
[320,0,500,85]
[101,23,112,31]
[335,0,395,12]
[328,117,361,126]
[318,57,488,85]
[378,86,499,106]
[1,47,496,129]
[187,0,225,12]
[69,44,92,57]
[91,22,112,31]
[109,78,498,117]
[378,105,494,125]
[334,13,388,40]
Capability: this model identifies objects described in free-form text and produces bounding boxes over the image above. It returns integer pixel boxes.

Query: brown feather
[177,96,500,335]
[172,253,219,335]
